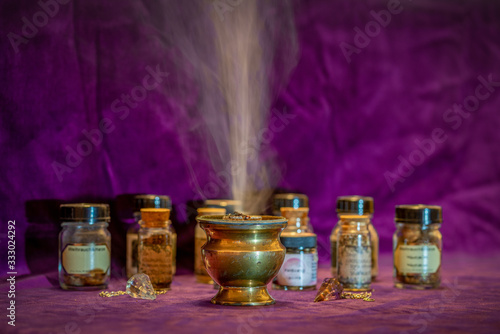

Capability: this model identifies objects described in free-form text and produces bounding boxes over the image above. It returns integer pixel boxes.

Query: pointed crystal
[313,278,343,302]
[126,274,157,300]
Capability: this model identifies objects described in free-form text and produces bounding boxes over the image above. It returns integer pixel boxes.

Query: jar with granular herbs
[331,196,379,280]
[58,203,111,290]
[336,213,372,291]
[138,208,173,290]
[273,233,317,291]
[126,195,172,278]
[393,205,442,289]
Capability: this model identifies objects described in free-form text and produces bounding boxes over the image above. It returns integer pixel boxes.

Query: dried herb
[337,233,371,291]
[139,233,172,290]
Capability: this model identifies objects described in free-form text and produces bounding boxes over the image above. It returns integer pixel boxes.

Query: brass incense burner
[197,213,287,306]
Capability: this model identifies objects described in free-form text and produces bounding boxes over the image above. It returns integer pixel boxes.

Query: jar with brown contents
[138,208,173,290]
[58,203,111,290]
[393,205,442,289]
[126,195,172,278]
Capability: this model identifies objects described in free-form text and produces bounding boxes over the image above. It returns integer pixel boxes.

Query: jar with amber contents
[393,205,442,289]
[280,207,312,233]
[195,207,226,284]
[138,208,173,290]
[273,193,313,232]
[331,196,379,280]
[58,203,111,290]
[126,195,172,278]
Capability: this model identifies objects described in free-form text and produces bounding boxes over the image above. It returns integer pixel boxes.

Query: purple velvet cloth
[2,254,500,334]
[1,0,500,331]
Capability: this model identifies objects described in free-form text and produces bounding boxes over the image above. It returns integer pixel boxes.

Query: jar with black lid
[393,205,442,289]
[273,233,317,291]
[273,193,313,232]
[58,203,111,290]
[331,196,379,280]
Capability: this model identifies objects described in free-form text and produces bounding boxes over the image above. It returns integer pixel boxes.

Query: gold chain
[99,290,167,298]
[342,291,375,302]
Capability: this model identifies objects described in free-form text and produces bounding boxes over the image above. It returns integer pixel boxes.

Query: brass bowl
[197,215,287,306]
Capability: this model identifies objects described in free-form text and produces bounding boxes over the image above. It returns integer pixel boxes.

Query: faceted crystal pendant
[313,278,344,302]
[126,274,157,300]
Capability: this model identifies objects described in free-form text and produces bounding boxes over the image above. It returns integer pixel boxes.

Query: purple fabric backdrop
[1,0,500,278]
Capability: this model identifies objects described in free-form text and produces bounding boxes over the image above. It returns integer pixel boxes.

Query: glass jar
[393,205,442,289]
[58,203,111,290]
[126,195,172,278]
[331,196,378,280]
[273,233,318,291]
[273,193,313,232]
[337,215,372,291]
[195,207,226,284]
[138,208,173,290]
[280,207,312,233]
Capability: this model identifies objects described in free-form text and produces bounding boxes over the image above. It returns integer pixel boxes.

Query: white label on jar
[395,245,440,274]
[338,246,371,285]
[62,244,110,274]
[276,253,317,287]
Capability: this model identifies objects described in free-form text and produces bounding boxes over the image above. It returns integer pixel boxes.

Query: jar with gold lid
[393,205,442,289]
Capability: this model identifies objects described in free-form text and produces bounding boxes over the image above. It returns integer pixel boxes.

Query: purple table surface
[2,253,500,334]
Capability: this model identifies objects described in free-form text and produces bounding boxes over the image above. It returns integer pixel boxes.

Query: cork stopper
[197,207,226,216]
[280,207,309,220]
[140,208,170,227]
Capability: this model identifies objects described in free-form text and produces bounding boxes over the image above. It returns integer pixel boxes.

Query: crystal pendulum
[99,274,166,300]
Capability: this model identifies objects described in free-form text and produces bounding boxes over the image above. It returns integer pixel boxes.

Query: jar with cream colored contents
[273,233,318,291]
[58,203,111,290]
[393,205,442,289]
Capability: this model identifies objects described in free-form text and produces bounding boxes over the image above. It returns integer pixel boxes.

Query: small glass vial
[337,214,372,291]
[195,207,226,284]
[273,233,318,291]
[273,193,313,232]
[58,203,111,290]
[393,205,442,289]
[126,195,172,278]
[280,207,312,233]
[138,208,173,290]
[331,196,379,280]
